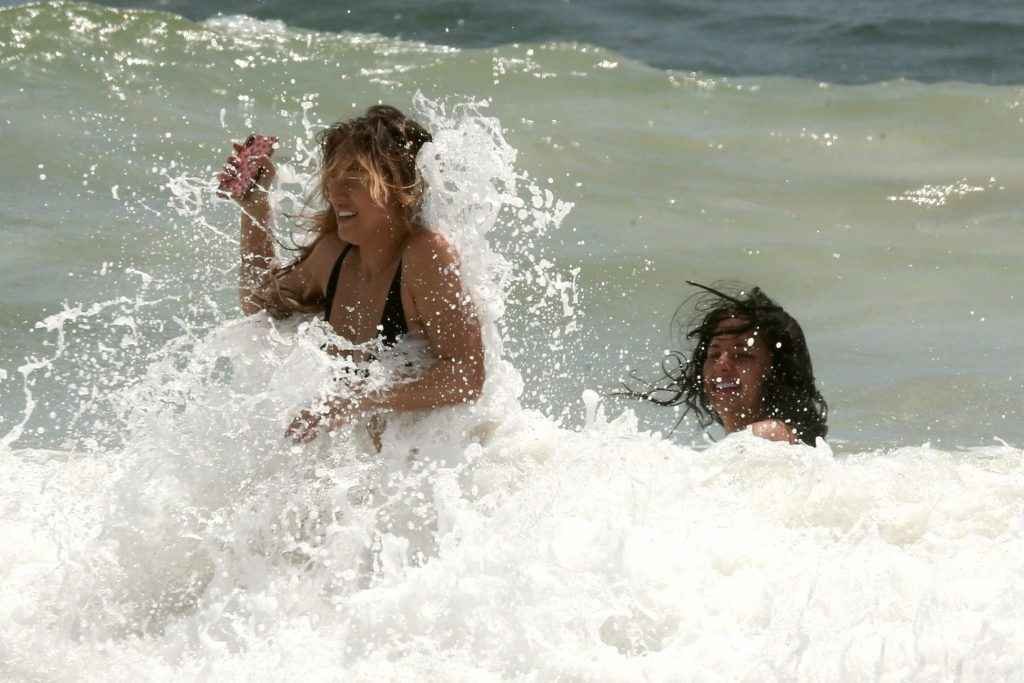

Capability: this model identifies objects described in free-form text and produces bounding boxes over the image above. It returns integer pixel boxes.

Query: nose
[711,352,734,375]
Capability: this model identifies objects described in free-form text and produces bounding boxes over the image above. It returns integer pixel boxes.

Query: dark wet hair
[626,282,828,445]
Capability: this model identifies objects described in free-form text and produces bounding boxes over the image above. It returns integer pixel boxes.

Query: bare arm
[220,142,278,314]
[362,232,485,413]
[239,201,276,315]
[353,231,484,412]
[220,146,327,316]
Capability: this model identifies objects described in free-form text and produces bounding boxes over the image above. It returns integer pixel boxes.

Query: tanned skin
[221,145,485,444]
[701,318,796,444]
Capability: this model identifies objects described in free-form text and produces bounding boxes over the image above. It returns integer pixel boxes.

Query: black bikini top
[323,244,409,346]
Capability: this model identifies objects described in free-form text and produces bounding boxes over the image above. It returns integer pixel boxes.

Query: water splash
[0,94,587,676]
[3,4,1024,680]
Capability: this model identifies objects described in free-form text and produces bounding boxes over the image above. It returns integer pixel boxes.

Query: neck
[355,219,411,276]
[720,407,767,434]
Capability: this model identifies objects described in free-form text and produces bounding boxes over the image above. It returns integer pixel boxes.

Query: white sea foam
[2,268,1022,679]
[2,6,1024,675]
[3,395,1023,680]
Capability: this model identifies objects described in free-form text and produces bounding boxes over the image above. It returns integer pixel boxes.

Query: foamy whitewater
[2,3,1023,681]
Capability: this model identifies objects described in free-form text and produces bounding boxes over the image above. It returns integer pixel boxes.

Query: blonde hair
[297,105,432,258]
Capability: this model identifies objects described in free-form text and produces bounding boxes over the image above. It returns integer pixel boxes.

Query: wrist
[329,394,385,419]
[358,393,388,416]
[240,200,271,222]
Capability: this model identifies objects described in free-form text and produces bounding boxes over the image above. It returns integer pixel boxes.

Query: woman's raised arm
[219,143,332,317]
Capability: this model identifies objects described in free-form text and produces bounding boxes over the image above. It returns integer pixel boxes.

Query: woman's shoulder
[749,419,798,444]
[272,234,347,297]
[401,228,459,268]
[399,229,467,297]
[301,233,347,270]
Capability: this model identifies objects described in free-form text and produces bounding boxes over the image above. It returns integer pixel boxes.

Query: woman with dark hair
[629,282,827,445]
[219,105,484,443]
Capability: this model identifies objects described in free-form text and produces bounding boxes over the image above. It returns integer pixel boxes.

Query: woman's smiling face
[701,317,774,432]
[323,167,393,245]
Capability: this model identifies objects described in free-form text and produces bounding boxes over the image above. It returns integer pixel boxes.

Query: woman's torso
[311,235,425,346]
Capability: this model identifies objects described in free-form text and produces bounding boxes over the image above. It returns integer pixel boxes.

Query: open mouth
[712,378,740,391]
[336,210,357,221]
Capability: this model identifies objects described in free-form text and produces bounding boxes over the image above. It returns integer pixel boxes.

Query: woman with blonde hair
[220,105,484,443]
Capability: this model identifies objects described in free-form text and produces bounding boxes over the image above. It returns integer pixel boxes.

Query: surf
[2,3,1023,679]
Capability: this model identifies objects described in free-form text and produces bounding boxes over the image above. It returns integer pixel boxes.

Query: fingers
[251,157,277,191]
[291,425,318,444]
[286,411,321,444]
[218,137,278,202]
[217,154,240,182]
[286,421,315,443]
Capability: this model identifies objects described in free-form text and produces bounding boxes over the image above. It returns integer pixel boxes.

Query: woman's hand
[286,408,323,443]
[218,141,277,213]
[285,397,373,443]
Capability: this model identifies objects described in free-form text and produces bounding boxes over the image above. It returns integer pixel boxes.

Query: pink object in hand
[218,134,278,198]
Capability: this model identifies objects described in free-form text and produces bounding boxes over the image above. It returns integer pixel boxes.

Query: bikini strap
[379,260,407,344]
[323,244,352,323]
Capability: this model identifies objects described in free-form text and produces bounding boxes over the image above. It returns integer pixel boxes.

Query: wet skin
[223,144,485,444]
[325,173,395,248]
[702,317,795,443]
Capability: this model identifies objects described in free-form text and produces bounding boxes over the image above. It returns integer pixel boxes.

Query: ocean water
[1,2,1023,680]
[73,0,1024,84]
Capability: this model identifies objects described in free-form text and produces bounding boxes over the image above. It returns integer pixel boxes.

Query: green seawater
[1,2,1022,449]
